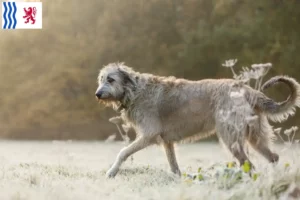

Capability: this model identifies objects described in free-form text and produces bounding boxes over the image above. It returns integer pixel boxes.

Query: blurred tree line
[0,0,300,140]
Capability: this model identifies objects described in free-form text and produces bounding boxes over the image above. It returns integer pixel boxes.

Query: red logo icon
[23,7,36,24]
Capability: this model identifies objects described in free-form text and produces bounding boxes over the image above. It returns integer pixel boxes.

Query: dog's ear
[118,68,136,87]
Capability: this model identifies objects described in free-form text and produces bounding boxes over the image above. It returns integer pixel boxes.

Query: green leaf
[198,174,204,181]
[197,167,202,173]
[227,161,236,169]
[242,161,251,173]
[284,163,290,169]
[252,173,260,181]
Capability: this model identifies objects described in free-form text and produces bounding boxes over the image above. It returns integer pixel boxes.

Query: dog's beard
[97,98,115,106]
[97,97,124,111]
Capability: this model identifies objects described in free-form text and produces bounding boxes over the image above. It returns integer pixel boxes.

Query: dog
[95,63,300,178]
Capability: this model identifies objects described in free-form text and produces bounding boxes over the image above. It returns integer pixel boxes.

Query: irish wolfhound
[95,63,300,178]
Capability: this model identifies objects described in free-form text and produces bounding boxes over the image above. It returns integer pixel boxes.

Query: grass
[0,140,299,200]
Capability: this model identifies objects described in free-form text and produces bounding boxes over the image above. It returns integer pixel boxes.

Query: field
[0,140,299,200]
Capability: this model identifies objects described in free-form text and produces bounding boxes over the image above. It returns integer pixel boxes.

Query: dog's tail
[248,76,300,122]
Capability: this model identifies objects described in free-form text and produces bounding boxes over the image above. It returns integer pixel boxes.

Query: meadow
[0,140,299,200]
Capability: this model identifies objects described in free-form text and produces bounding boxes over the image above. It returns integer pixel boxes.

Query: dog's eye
[107,77,115,83]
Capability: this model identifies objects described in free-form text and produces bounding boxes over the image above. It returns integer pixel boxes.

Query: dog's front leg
[106,136,152,178]
[163,141,181,176]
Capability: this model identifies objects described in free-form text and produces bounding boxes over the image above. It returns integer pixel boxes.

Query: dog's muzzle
[95,91,103,99]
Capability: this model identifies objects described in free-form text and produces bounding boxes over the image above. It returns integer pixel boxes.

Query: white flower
[251,63,272,77]
[240,69,259,80]
[292,126,299,132]
[222,59,238,68]
[252,69,264,79]
[273,128,282,134]
[233,74,242,80]
[284,129,293,136]
[251,63,272,69]
[109,116,123,125]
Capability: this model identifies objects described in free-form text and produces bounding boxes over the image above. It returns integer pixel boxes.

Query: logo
[23,7,36,24]
[2,2,42,29]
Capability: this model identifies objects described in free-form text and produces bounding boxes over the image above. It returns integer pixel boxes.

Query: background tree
[0,0,299,140]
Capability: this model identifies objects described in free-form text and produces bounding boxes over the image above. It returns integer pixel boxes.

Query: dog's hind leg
[216,124,253,167]
[221,137,252,167]
[247,128,279,163]
[106,136,152,178]
[163,141,181,176]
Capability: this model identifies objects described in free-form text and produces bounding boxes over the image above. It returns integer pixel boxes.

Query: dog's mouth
[96,96,117,103]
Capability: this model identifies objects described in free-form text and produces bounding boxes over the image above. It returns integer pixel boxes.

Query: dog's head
[95,63,136,107]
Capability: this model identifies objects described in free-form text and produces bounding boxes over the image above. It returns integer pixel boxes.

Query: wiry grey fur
[95,63,300,178]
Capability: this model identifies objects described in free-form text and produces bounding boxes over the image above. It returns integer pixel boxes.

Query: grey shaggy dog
[95,63,300,178]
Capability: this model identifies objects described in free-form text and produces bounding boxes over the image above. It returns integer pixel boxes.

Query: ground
[0,140,299,200]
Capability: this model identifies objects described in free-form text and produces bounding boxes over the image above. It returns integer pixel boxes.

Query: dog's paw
[106,168,118,178]
[171,169,181,177]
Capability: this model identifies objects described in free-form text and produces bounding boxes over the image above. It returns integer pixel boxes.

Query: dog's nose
[95,91,103,99]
